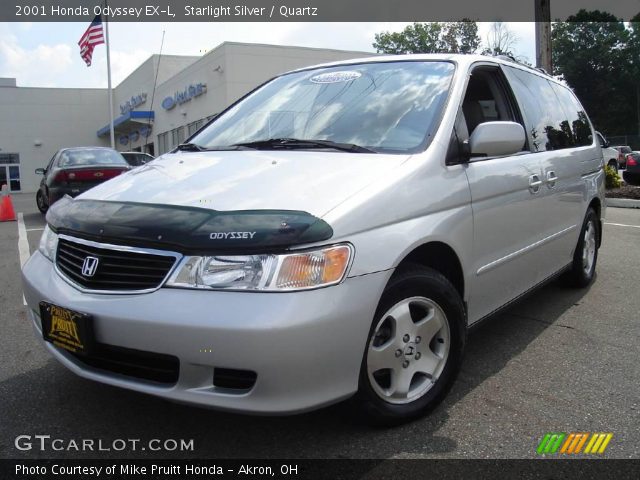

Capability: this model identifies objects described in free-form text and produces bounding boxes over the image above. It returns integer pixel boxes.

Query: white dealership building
[0,42,371,193]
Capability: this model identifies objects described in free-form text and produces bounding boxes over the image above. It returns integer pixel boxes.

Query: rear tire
[354,264,466,425]
[36,190,48,214]
[607,160,618,173]
[563,208,599,288]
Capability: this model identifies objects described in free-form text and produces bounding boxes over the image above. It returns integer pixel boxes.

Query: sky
[0,22,536,89]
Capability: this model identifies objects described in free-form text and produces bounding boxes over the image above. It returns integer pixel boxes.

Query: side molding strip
[476,225,576,276]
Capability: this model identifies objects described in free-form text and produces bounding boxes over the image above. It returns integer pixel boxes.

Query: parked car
[622,152,640,185]
[596,132,620,172]
[35,147,130,213]
[612,145,633,170]
[120,151,154,167]
[22,55,605,424]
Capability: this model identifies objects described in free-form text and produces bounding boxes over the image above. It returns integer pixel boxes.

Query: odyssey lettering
[209,232,256,240]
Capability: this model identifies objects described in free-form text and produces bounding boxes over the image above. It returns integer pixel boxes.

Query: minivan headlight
[38,225,58,262]
[166,244,352,291]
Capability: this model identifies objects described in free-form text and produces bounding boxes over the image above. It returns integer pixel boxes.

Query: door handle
[546,171,558,188]
[529,174,542,194]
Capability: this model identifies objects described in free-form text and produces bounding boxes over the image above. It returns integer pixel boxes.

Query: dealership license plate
[39,302,94,355]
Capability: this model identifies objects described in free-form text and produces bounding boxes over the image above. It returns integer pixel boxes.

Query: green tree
[552,10,636,135]
[373,21,480,55]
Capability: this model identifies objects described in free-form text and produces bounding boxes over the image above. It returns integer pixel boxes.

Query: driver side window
[462,67,518,138]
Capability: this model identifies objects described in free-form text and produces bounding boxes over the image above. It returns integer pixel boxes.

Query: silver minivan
[22,54,605,423]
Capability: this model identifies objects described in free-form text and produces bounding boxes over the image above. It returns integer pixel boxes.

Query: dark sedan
[622,152,640,186]
[35,147,130,213]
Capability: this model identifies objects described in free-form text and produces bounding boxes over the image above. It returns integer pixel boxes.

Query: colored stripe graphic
[560,433,589,454]
[584,433,613,454]
[538,433,613,455]
[537,433,565,454]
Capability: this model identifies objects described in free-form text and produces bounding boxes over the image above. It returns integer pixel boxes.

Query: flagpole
[104,4,115,149]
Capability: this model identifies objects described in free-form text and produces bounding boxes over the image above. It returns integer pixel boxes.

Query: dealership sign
[162,83,207,110]
[118,126,152,146]
[120,93,147,115]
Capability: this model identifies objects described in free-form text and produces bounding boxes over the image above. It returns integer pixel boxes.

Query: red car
[35,147,130,213]
[623,152,640,186]
[612,145,633,169]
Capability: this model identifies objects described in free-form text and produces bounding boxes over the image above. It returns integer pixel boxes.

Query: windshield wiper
[231,138,377,153]
[175,142,207,152]
[175,142,248,152]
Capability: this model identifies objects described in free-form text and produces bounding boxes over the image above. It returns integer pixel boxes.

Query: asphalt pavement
[1,193,639,459]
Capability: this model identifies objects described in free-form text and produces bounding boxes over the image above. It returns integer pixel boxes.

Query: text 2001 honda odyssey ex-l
[22,54,605,423]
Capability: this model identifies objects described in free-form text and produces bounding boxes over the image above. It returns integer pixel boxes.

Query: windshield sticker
[310,71,362,84]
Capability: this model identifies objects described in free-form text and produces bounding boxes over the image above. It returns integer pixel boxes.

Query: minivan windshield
[190,61,455,154]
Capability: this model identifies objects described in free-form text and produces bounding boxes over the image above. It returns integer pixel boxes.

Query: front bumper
[22,251,391,414]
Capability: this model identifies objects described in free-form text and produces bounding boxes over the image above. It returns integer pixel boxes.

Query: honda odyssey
[22,54,605,423]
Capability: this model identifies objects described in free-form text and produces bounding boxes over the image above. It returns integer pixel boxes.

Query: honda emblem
[81,256,99,277]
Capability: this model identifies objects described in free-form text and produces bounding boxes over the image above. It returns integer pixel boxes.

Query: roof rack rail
[495,54,517,63]
[490,53,554,78]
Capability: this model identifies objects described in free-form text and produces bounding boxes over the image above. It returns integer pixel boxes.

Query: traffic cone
[0,184,17,222]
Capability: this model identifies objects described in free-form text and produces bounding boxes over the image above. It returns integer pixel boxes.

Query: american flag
[78,15,105,66]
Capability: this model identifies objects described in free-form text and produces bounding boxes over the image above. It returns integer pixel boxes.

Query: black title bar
[5,0,640,22]
[3,459,640,480]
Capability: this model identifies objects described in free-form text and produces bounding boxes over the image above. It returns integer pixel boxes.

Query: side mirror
[469,121,526,158]
[35,168,45,175]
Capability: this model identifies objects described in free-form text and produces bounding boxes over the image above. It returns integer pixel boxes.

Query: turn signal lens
[276,245,351,289]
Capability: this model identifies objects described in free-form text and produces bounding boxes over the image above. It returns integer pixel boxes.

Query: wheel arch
[396,241,465,300]
[588,197,603,248]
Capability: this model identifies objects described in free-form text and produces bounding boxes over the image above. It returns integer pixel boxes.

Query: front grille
[56,238,177,291]
[69,343,179,385]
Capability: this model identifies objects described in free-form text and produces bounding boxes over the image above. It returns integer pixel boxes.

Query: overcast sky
[0,22,536,89]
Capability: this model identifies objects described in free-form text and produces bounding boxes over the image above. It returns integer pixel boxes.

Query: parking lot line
[604,222,640,229]
[26,227,44,232]
[17,212,30,306]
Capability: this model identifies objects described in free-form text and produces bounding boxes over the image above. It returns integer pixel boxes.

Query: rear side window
[503,66,591,152]
[549,83,592,147]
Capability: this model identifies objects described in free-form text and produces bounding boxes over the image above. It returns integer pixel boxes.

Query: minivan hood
[81,150,410,218]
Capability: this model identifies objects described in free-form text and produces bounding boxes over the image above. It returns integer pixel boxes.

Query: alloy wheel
[366,296,450,405]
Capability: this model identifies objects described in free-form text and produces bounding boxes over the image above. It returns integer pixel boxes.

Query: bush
[605,165,621,189]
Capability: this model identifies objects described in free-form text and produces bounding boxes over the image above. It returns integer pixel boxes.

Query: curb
[606,197,640,209]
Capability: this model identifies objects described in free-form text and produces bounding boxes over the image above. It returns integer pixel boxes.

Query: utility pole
[535,0,552,73]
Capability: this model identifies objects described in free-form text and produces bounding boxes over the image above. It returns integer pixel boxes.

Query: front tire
[607,160,618,173]
[36,190,48,214]
[355,265,466,425]
[563,208,599,287]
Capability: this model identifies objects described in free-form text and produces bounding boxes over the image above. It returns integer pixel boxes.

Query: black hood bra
[46,196,334,254]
